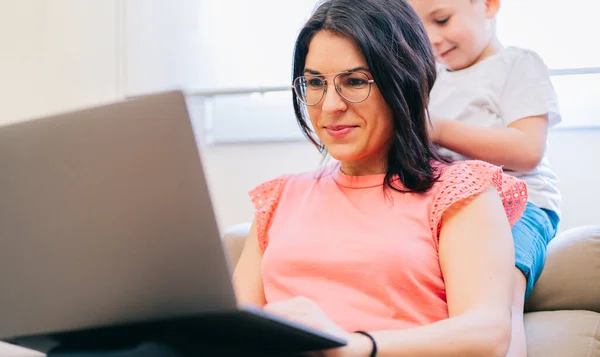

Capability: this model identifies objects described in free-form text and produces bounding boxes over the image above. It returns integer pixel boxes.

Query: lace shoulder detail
[249,176,289,252]
[429,161,528,243]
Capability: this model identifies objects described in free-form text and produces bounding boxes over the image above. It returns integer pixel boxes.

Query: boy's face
[409,0,498,71]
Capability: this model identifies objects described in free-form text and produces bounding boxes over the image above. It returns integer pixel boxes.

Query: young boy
[409,0,562,356]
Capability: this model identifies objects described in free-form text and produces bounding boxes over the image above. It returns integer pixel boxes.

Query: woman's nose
[321,84,347,113]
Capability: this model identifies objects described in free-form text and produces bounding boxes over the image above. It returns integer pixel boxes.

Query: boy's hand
[427,116,446,144]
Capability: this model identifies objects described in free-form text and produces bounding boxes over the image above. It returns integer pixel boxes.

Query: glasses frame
[292,71,376,106]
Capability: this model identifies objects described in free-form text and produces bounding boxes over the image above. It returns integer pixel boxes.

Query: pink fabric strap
[249,176,288,252]
[429,161,528,243]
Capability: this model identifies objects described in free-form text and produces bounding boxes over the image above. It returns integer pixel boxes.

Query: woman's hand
[264,297,372,357]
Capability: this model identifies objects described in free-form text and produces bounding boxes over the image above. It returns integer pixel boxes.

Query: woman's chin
[325,145,362,163]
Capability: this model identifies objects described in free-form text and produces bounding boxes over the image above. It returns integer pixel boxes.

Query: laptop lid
[0,90,238,341]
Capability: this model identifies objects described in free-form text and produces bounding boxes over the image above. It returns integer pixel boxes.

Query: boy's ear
[485,0,500,19]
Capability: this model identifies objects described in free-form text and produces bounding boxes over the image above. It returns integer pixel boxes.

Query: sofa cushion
[526,226,600,313]
[525,310,600,357]
[223,222,252,269]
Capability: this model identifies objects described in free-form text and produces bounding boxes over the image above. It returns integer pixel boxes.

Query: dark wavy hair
[291,0,449,193]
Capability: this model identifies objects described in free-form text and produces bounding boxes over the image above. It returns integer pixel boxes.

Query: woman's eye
[308,78,324,87]
[346,78,367,87]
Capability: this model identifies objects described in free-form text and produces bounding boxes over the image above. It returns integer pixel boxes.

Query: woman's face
[303,30,394,174]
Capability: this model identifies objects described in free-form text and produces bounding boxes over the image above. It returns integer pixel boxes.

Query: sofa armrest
[524,310,600,357]
[526,225,600,313]
[223,222,252,268]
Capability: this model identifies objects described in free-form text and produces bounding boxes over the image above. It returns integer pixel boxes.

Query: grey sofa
[223,224,600,357]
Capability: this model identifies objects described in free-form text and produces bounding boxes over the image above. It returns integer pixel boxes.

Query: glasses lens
[294,76,325,106]
[334,72,371,103]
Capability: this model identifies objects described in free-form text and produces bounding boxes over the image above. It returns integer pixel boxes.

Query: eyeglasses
[292,71,375,106]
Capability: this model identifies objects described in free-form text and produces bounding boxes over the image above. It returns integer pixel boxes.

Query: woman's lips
[325,125,358,138]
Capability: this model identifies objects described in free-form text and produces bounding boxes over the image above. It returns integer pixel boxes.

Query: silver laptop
[0,90,346,354]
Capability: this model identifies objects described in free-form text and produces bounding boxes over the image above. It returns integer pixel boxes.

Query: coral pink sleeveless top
[249,161,527,332]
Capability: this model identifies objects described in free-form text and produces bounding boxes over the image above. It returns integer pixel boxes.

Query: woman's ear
[485,0,500,19]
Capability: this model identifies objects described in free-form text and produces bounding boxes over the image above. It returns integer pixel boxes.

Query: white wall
[123,0,202,96]
[0,0,121,125]
[0,0,201,126]
[1,0,597,236]
[545,130,600,232]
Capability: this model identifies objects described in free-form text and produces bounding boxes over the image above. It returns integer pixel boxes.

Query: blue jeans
[512,202,560,300]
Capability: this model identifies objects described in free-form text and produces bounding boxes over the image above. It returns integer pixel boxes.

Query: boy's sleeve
[499,50,561,128]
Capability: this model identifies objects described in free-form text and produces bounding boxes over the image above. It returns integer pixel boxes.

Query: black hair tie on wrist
[354,330,377,357]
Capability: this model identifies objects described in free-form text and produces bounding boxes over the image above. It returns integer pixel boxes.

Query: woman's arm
[431,115,548,172]
[232,220,267,306]
[345,186,515,357]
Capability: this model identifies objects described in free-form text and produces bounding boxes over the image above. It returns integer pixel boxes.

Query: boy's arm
[431,114,549,172]
[429,50,559,172]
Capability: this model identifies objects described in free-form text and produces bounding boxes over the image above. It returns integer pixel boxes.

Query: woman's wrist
[345,331,376,357]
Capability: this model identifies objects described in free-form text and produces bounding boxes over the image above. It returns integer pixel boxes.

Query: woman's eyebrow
[303,66,370,75]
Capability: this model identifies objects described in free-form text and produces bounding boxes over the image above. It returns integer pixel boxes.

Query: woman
[233,0,528,356]
[49,1,526,356]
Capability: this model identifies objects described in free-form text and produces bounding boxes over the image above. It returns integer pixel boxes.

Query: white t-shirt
[429,46,561,217]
